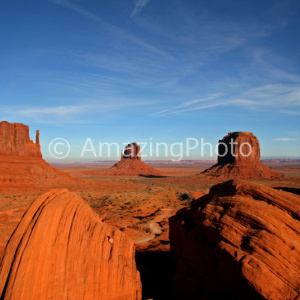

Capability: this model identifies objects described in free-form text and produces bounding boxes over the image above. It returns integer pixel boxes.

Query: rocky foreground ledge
[170,179,300,299]
[0,189,142,300]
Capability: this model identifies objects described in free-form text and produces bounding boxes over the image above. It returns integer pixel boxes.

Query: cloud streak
[51,0,104,23]
[50,0,171,60]
[273,138,300,142]
[280,110,300,115]
[152,84,300,116]
[0,100,151,124]
[130,0,150,18]
[151,93,222,116]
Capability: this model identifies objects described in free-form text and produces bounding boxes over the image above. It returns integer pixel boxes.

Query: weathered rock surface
[0,121,41,157]
[169,180,300,299]
[0,121,81,186]
[122,142,141,160]
[202,132,282,179]
[217,131,260,164]
[112,142,162,176]
[0,189,142,300]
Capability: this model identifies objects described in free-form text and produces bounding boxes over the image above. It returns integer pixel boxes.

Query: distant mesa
[169,179,300,299]
[0,121,41,157]
[202,131,283,179]
[0,189,142,300]
[112,142,162,176]
[0,121,80,186]
[217,131,260,164]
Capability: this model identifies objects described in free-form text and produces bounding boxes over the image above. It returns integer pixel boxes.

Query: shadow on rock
[135,251,176,300]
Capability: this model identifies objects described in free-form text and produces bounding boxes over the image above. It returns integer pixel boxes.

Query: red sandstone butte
[0,189,142,300]
[0,121,41,157]
[202,131,282,179]
[169,179,300,299]
[112,142,162,176]
[0,121,80,185]
[121,142,141,160]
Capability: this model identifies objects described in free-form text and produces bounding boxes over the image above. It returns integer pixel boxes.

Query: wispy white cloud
[0,100,151,124]
[49,0,296,99]
[151,93,222,116]
[280,110,300,115]
[45,0,300,122]
[240,84,300,107]
[50,0,171,60]
[273,138,300,142]
[152,84,300,116]
[2,104,100,118]
[130,0,150,18]
[133,2,288,71]
[51,0,104,23]
[247,48,300,84]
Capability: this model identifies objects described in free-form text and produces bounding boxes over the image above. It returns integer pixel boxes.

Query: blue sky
[0,0,299,161]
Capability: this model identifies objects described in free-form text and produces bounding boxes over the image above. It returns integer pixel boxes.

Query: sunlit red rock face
[112,142,162,176]
[0,189,142,300]
[0,121,80,185]
[202,132,282,179]
[0,121,41,157]
[217,131,260,164]
[169,180,300,299]
[122,142,141,160]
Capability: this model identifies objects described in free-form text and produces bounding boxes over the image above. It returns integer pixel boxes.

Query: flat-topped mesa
[218,131,260,164]
[0,121,42,157]
[121,142,141,160]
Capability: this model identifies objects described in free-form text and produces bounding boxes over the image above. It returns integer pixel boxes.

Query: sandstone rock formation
[122,142,141,160]
[217,131,260,164]
[169,180,300,299]
[0,121,81,186]
[202,132,282,179]
[0,189,142,300]
[0,121,41,157]
[112,142,162,176]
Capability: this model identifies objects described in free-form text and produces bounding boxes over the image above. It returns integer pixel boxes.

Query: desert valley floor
[1,160,299,299]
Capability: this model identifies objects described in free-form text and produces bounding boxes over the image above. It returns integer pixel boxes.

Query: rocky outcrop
[0,189,142,300]
[122,143,141,160]
[202,132,282,179]
[0,121,41,157]
[169,180,300,299]
[0,121,81,186]
[112,142,162,176]
[217,131,260,164]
